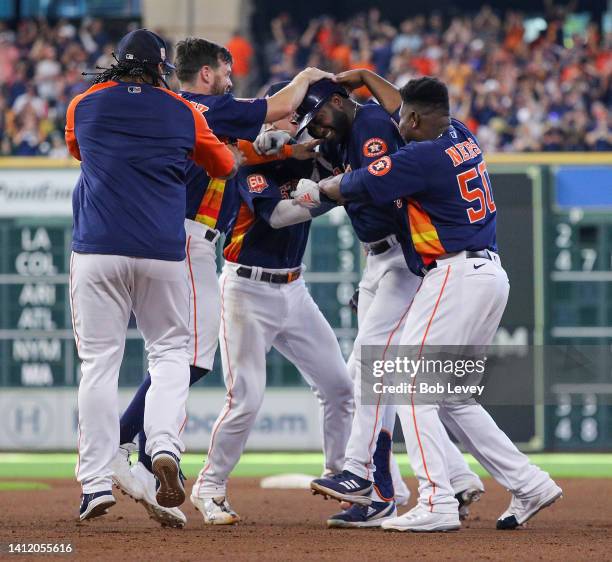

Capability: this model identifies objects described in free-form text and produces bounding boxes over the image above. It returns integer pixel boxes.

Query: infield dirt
[1,478,611,561]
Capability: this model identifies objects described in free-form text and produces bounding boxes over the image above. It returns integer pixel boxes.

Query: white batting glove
[253,130,292,155]
[290,178,321,208]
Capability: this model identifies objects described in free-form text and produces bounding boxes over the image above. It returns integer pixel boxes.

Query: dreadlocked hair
[85,56,166,87]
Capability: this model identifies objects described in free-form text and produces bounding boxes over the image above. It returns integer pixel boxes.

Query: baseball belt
[204,229,218,243]
[423,249,493,274]
[236,266,302,284]
[365,234,398,255]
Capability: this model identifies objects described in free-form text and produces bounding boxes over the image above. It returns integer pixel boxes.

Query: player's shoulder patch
[363,137,388,158]
[185,99,209,113]
[247,173,269,193]
[367,156,392,177]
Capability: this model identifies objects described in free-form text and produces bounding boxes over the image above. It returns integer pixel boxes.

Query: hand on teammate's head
[332,70,364,91]
[300,67,335,85]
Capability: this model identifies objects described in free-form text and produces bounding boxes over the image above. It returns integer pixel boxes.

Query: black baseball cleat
[327,500,397,528]
[79,490,116,521]
[152,450,185,508]
[310,470,373,506]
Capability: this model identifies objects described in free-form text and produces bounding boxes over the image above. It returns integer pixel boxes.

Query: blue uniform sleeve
[236,168,282,223]
[203,95,267,141]
[253,198,281,224]
[340,144,427,205]
[352,114,403,170]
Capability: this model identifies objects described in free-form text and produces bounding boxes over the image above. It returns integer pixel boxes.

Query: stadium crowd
[263,7,612,152]
[0,7,610,156]
[0,18,120,157]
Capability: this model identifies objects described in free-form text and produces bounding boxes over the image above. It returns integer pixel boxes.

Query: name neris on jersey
[445,136,482,167]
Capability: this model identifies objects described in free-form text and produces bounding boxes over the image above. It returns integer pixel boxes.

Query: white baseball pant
[70,252,191,493]
[343,242,481,495]
[193,262,354,498]
[397,251,552,513]
[184,219,221,370]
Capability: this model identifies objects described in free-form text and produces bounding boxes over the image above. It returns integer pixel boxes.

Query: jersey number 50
[457,161,496,223]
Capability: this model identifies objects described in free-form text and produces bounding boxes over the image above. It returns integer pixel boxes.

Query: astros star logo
[367,156,392,176]
[363,137,388,158]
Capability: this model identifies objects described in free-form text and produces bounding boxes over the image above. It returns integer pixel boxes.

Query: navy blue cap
[296,79,348,133]
[116,28,175,71]
[264,80,291,98]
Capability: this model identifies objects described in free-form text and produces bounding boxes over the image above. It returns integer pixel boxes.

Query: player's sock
[134,366,210,472]
[189,365,209,385]
[138,430,153,472]
[119,372,151,445]
[119,367,208,446]
[372,430,395,502]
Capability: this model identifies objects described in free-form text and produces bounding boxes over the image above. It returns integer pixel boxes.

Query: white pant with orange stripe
[192,262,354,498]
[343,243,481,495]
[184,219,221,370]
[397,251,552,513]
[70,252,190,493]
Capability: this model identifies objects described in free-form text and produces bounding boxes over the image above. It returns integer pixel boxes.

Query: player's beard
[211,75,229,96]
[328,107,351,143]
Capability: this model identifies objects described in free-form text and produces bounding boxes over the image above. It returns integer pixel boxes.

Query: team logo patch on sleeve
[247,174,269,193]
[187,100,209,113]
[363,138,388,158]
[368,156,392,176]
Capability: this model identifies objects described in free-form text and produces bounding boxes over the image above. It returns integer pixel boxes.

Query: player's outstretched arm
[265,67,334,123]
[236,138,319,165]
[268,198,335,229]
[322,147,427,206]
[237,139,292,164]
[333,69,401,115]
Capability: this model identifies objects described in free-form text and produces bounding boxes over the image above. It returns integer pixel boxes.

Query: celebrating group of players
[67,28,562,532]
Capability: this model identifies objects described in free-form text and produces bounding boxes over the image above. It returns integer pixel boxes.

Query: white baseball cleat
[111,446,144,500]
[497,482,563,530]
[132,462,187,528]
[382,504,461,532]
[190,495,240,525]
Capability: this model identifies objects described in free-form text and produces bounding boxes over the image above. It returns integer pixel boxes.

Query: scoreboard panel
[545,164,612,450]
[477,165,544,448]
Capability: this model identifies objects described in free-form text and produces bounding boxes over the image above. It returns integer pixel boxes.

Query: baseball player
[66,29,237,522]
[109,38,329,527]
[317,76,562,532]
[189,82,354,525]
[291,79,483,528]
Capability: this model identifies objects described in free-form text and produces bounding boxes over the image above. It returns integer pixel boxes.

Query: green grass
[0,481,51,491]
[0,452,610,480]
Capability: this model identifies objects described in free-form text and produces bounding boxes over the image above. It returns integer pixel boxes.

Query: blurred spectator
[585,101,612,150]
[260,6,612,152]
[0,18,133,156]
[226,31,254,97]
[0,10,610,155]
